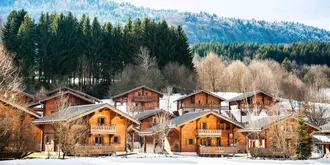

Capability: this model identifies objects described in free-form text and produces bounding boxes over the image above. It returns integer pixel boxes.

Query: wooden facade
[228,91,275,112]
[140,111,246,155]
[34,104,140,154]
[112,86,163,111]
[0,97,42,152]
[175,90,225,114]
[239,116,319,157]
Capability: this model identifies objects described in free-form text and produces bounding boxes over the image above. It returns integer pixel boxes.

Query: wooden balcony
[197,129,222,137]
[72,145,114,156]
[90,124,116,134]
[181,104,221,109]
[199,146,244,155]
[133,96,153,102]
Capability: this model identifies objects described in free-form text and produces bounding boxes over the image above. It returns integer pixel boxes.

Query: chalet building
[29,87,101,117]
[139,111,246,155]
[32,103,140,155]
[0,97,42,152]
[112,86,163,112]
[134,109,175,152]
[225,90,276,123]
[313,122,330,155]
[174,90,226,115]
[0,90,36,105]
[238,115,319,157]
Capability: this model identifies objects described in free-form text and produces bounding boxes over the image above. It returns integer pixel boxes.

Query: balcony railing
[181,104,221,109]
[133,96,153,102]
[197,129,222,137]
[199,146,245,155]
[72,145,114,156]
[90,124,116,134]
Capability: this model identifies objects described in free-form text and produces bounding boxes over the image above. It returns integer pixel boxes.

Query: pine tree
[296,111,312,160]
[281,57,292,72]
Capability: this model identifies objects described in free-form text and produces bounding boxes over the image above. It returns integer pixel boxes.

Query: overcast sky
[116,0,330,30]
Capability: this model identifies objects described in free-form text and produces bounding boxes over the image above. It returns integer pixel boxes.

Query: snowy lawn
[1,153,329,165]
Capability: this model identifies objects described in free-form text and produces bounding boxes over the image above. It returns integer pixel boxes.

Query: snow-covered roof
[212,92,242,100]
[313,134,330,143]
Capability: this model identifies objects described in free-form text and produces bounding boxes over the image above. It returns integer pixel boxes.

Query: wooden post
[131,132,135,151]
[143,136,146,153]
[153,136,156,153]
[179,126,182,152]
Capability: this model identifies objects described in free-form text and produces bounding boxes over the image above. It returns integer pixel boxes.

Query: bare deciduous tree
[0,44,35,153]
[302,87,330,126]
[109,47,165,96]
[51,93,88,159]
[162,62,196,93]
[196,52,227,91]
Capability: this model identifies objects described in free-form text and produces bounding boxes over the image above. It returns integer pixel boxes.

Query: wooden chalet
[112,86,163,111]
[238,115,320,157]
[32,103,140,155]
[28,87,101,116]
[174,90,226,114]
[313,122,330,155]
[139,111,246,155]
[0,97,42,152]
[227,90,275,112]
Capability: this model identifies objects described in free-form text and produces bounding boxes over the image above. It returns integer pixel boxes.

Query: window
[138,92,141,96]
[95,136,104,145]
[188,138,194,145]
[152,117,158,125]
[202,138,211,146]
[225,123,230,130]
[217,137,222,146]
[210,100,214,104]
[146,92,149,96]
[202,122,207,129]
[247,98,252,104]
[113,136,120,144]
[198,100,201,104]
[98,117,105,125]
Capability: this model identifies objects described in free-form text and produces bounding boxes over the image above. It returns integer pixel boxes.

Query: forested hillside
[1,0,330,43]
[192,42,330,66]
[1,10,191,97]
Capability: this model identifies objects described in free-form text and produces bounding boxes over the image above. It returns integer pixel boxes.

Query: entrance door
[45,134,55,152]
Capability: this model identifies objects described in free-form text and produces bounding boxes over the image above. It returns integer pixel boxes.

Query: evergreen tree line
[1,10,192,97]
[192,42,330,66]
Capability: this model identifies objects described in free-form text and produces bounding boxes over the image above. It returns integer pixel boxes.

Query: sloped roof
[312,134,330,143]
[317,121,330,133]
[33,103,139,124]
[321,122,330,131]
[134,109,175,121]
[46,87,101,103]
[226,90,274,102]
[238,115,320,132]
[0,97,40,118]
[173,90,226,102]
[28,90,99,107]
[111,86,164,99]
[140,111,243,135]
[238,115,288,132]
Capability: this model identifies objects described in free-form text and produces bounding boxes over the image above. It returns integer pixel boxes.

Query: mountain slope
[1,0,330,43]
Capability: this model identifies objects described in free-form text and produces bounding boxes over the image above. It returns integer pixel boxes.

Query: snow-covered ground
[1,153,329,165]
